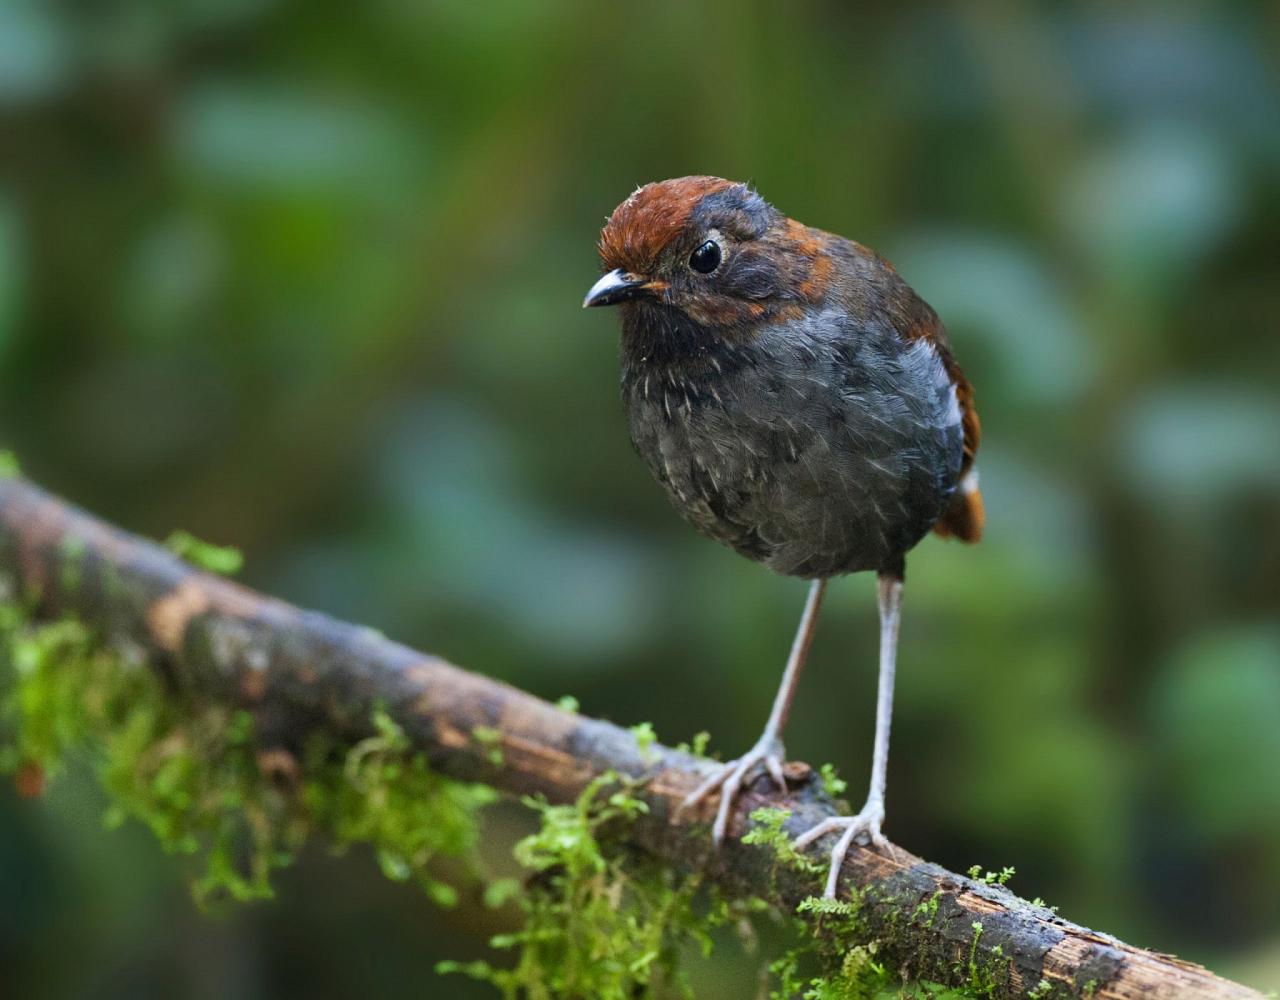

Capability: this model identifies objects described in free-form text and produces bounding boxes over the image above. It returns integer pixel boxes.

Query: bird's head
[584,176,835,334]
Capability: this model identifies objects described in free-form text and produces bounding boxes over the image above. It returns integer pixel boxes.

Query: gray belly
[622,324,964,578]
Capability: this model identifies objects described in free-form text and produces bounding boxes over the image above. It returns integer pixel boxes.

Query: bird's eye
[689,239,722,274]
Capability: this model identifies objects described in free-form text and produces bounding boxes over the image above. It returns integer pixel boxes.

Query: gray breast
[622,309,964,578]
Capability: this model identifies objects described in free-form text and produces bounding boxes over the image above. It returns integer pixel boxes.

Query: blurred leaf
[1151,627,1280,838]
[383,399,661,660]
[1060,124,1239,292]
[176,0,280,31]
[126,215,224,341]
[0,1,73,102]
[273,399,664,662]
[174,83,420,192]
[1061,13,1280,152]
[0,195,19,359]
[909,447,1093,615]
[1118,386,1280,504]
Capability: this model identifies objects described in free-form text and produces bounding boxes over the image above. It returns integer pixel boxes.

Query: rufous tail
[934,470,984,543]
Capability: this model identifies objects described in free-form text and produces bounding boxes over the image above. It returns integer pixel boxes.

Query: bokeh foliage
[1,0,1278,996]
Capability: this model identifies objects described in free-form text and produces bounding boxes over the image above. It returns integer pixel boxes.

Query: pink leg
[680,578,827,844]
[794,572,902,897]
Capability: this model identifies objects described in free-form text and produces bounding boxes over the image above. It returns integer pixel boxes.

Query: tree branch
[0,475,1263,1000]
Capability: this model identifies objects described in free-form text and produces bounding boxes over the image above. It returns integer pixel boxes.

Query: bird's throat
[619,300,748,373]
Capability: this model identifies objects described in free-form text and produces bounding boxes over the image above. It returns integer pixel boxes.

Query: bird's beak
[583,268,653,308]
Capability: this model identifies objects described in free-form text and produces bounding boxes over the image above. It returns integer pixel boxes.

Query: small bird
[583,177,983,897]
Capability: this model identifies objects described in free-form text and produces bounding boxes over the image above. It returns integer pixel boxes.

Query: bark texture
[0,475,1264,1000]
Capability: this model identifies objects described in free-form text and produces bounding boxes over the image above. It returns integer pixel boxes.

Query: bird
[583,176,983,898]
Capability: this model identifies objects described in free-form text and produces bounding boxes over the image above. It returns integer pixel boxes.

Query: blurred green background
[2,1,1279,996]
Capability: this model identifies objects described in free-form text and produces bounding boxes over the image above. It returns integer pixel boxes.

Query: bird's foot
[793,797,891,899]
[678,735,787,845]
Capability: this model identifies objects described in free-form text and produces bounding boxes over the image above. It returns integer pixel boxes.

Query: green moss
[164,530,244,576]
[768,904,891,999]
[953,920,1012,1000]
[0,600,1023,999]
[471,724,505,767]
[629,720,657,761]
[0,450,19,479]
[673,729,711,757]
[797,896,860,918]
[308,709,497,907]
[913,889,944,929]
[743,806,1018,1000]
[741,807,900,1000]
[0,606,291,904]
[439,770,763,999]
[818,762,848,798]
[741,806,825,878]
[0,603,493,910]
[58,536,86,594]
[967,865,1016,888]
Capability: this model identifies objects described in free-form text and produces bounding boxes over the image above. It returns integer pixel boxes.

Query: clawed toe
[794,801,889,898]
[677,739,788,844]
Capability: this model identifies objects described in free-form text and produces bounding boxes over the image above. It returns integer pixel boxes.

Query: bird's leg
[680,578,827,844]
[794,572,903,898]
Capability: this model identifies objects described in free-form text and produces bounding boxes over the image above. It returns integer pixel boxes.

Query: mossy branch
[0,474,1263,1000]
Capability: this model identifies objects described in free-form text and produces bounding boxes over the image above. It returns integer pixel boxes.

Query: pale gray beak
[583,268,650,308]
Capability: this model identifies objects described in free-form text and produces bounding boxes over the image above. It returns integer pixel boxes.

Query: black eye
[689,239,721,274]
